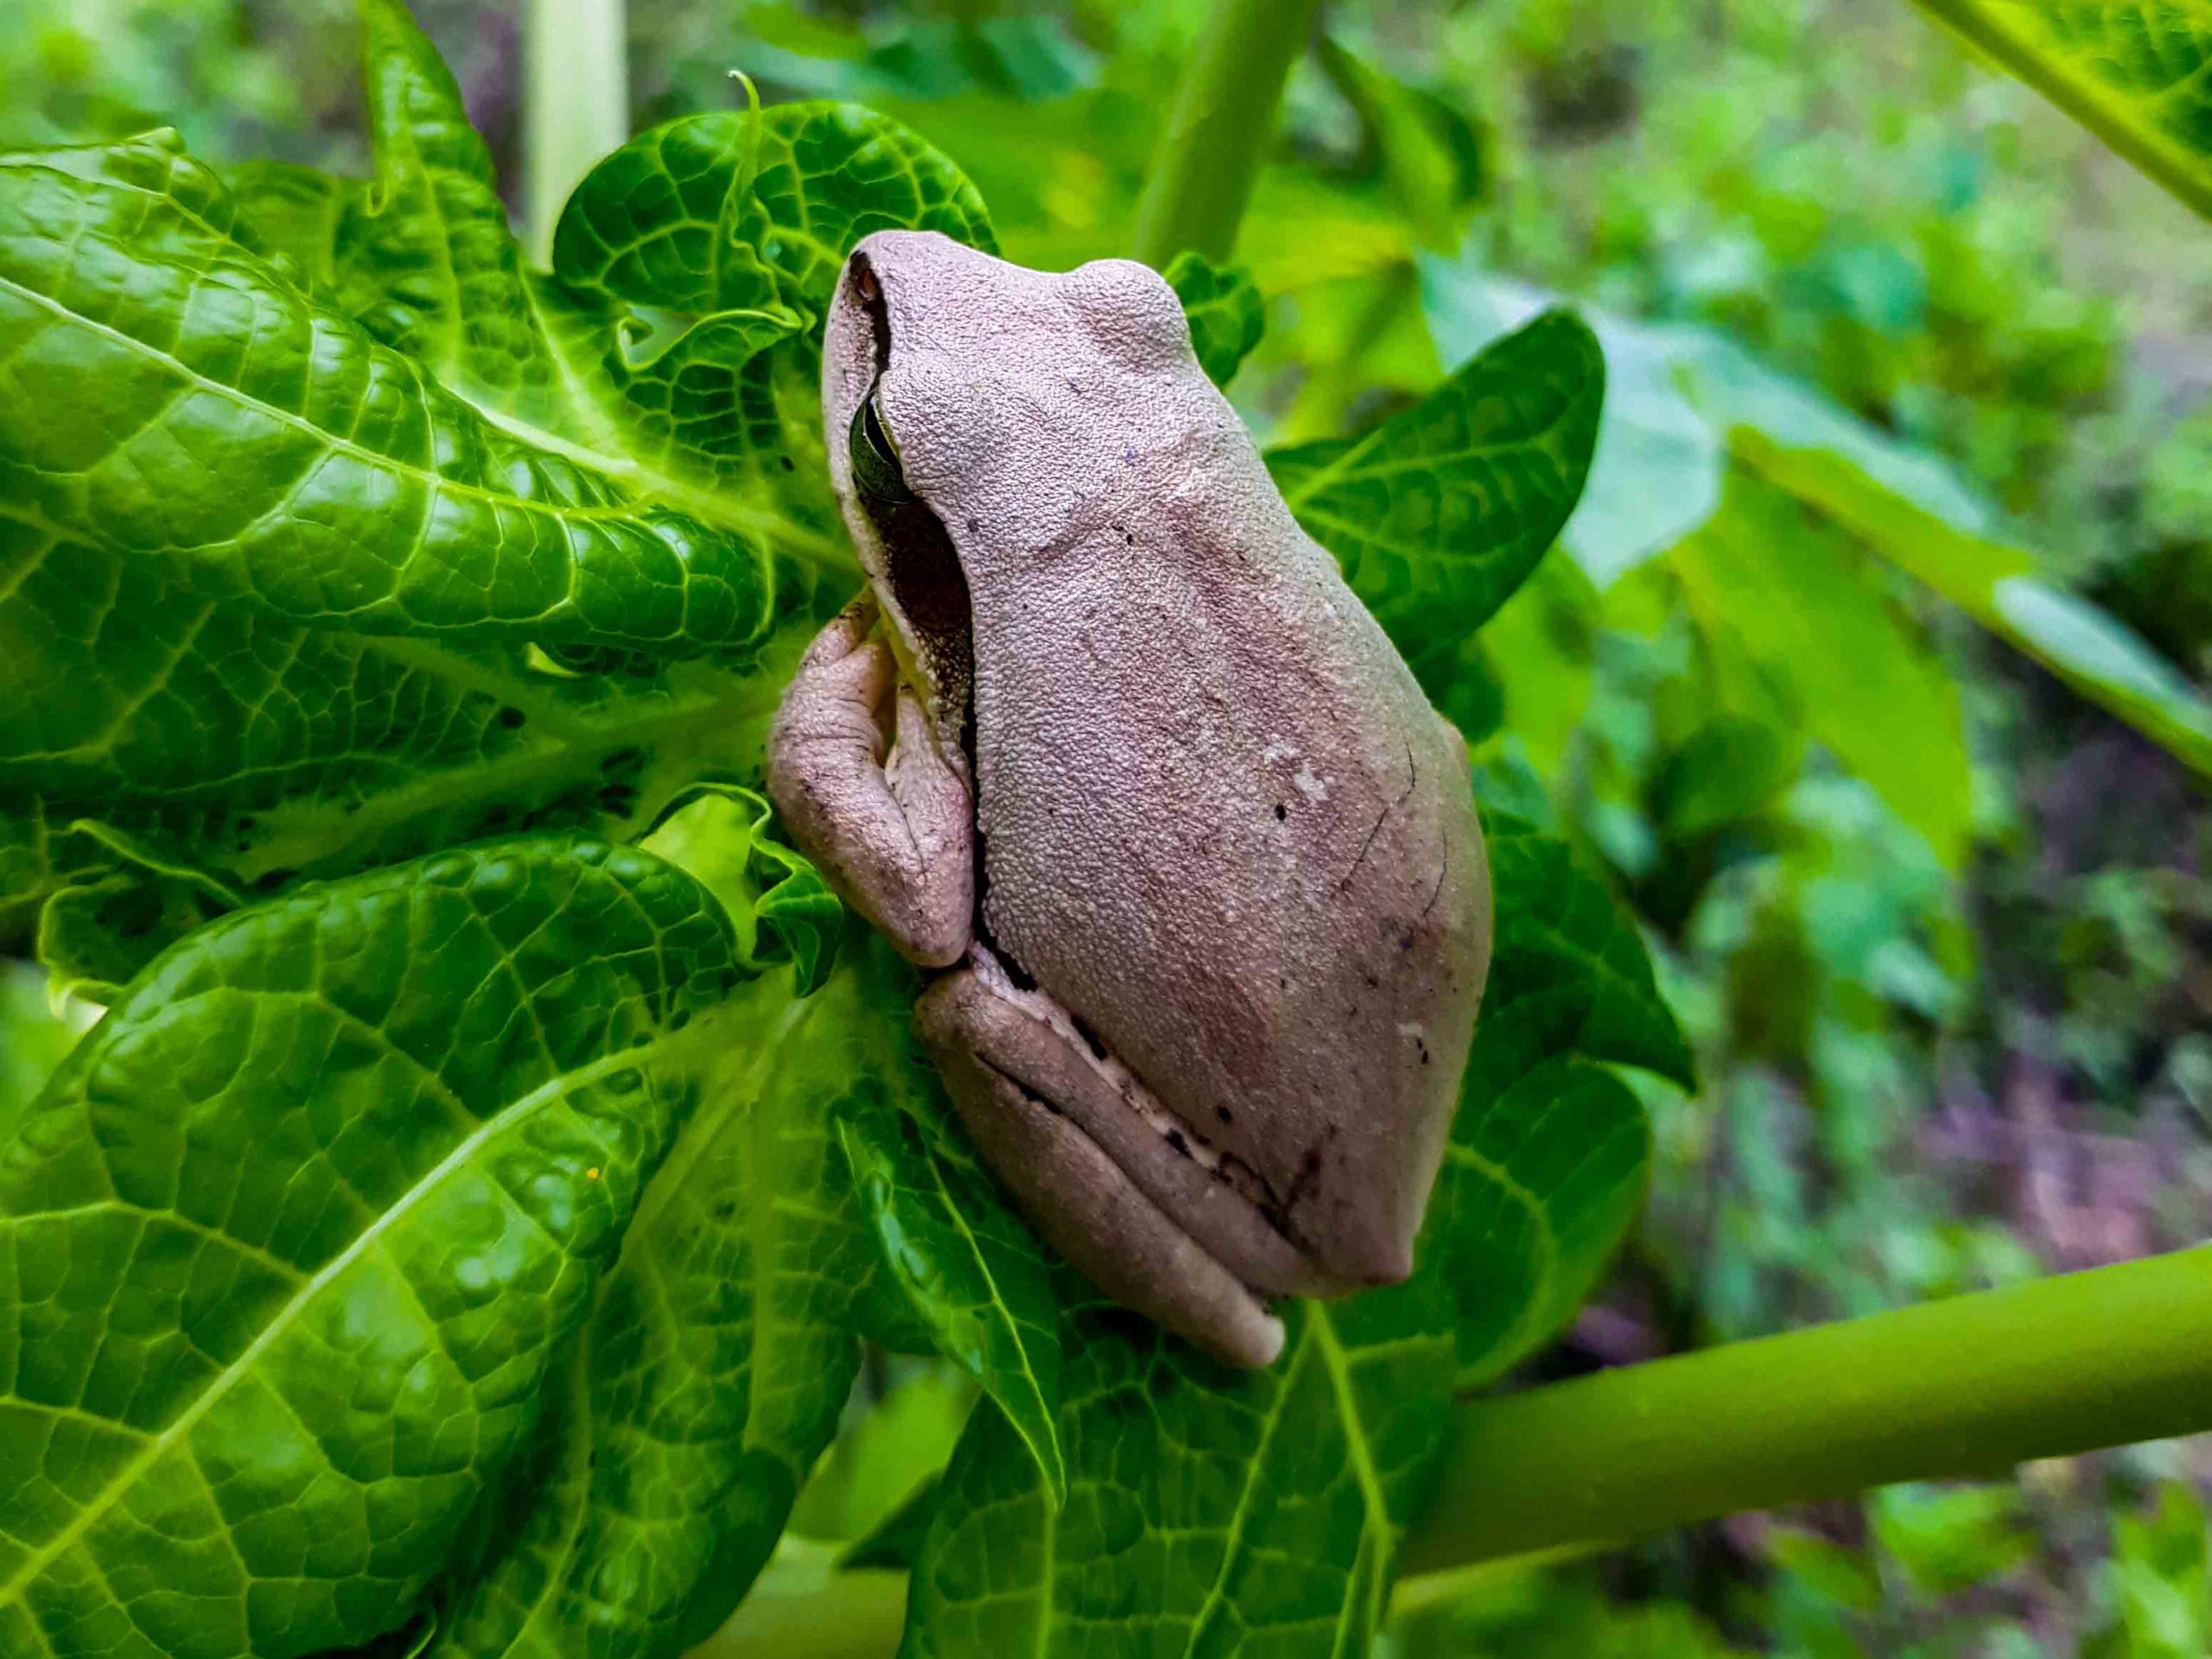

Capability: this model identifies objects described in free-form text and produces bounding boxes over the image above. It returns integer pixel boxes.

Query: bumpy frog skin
[766,230,1492,1368]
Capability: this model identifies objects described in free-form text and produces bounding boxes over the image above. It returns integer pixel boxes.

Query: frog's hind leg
[766,599,975,968]
[917,956,1290,1370]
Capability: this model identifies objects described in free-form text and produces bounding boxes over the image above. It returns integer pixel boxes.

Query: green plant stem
[1130,0,1325,266]
[526,0,629,263]
[1402,1247,2212,1574]
[1904,0,2212,223]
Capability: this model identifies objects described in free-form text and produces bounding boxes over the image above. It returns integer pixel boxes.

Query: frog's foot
[766,599,974,969]
[918,947,1349,1370]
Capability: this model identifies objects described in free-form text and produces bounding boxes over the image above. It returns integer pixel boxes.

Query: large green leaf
[1698,341,2212,781]
[1268,308,1605,682]
[1907,0,2212,221]
[0,153,773,657]
[0,499,812,995]
[899,814,1690,1657]
[218,161,355,292]
[428,966,887,1659]
[1421,259,1722,589]
[338,0,541,398]
[0,834,747,1659]
[425,914,1063,1659]
[220,0,985,571]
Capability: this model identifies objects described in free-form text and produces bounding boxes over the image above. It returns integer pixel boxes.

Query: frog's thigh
[765,600,973,969]
[917,969,1287,1370]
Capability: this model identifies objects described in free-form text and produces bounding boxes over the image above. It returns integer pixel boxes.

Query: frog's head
[823,231,1201,525]
[821,230,1235,738]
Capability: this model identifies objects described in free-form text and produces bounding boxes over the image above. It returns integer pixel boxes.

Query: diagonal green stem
[1402,1246,2212,1573]
[1131,0,1325,266]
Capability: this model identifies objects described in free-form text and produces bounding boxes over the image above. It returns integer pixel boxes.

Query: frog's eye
[849,379,912,504]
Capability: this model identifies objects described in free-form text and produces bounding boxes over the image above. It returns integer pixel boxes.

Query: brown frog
[766,231,1491,1367]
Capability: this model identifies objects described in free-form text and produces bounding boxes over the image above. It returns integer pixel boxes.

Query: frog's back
[838,232,1491,1287]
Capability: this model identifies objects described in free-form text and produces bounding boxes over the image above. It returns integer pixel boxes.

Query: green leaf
[1672,480,1975,868]
[640,786,844,992]
[839,1096,1065,1510]
[0,12,1056,1655]
[0,502,815,985]
[245,1,997,590]
[1767,1527,1884,1613]
[429,963,895,1659]
[1268,308,1605,668]
[31,820,241,1002]
[1421,261,2212,782]
[1730,429,2212,779]
[1442,815,1694,1388]
[0,963,78,1145]
[1659,326,2212,781]
[320,0,832,549]
[0,833,747,1659]
[0,7,1007,995]
[0,156,774,657]
[1162,250,1265,388]
[1908,0,2212,221]
[1653,715,1804,840]
[1871,1482,2034,1599]
[786,1368,975,1550]
[340,0,543,398]
[0,130,263,251]
[1473,555,1599,781]
[2104,1481,2211,1658]
[552,103,997,319]
[219,161,355,292]
[903,1278,1455,1659]
[1421,258,1721,588]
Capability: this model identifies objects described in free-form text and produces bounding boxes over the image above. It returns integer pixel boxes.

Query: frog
[766,230,1492,1369]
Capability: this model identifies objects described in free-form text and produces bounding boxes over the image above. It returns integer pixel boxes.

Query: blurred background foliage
[5,0,2210,1650]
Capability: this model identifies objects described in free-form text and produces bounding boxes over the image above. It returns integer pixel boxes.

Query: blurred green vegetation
[4,0,2209,1649]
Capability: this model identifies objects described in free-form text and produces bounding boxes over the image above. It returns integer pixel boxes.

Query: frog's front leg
[917,949,1319,1370]
[766,599,974,968]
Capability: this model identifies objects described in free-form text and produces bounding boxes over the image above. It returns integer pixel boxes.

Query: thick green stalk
[526,0,628,262]
[1402,1247,2212,1573]
[1130,0,1325,266]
